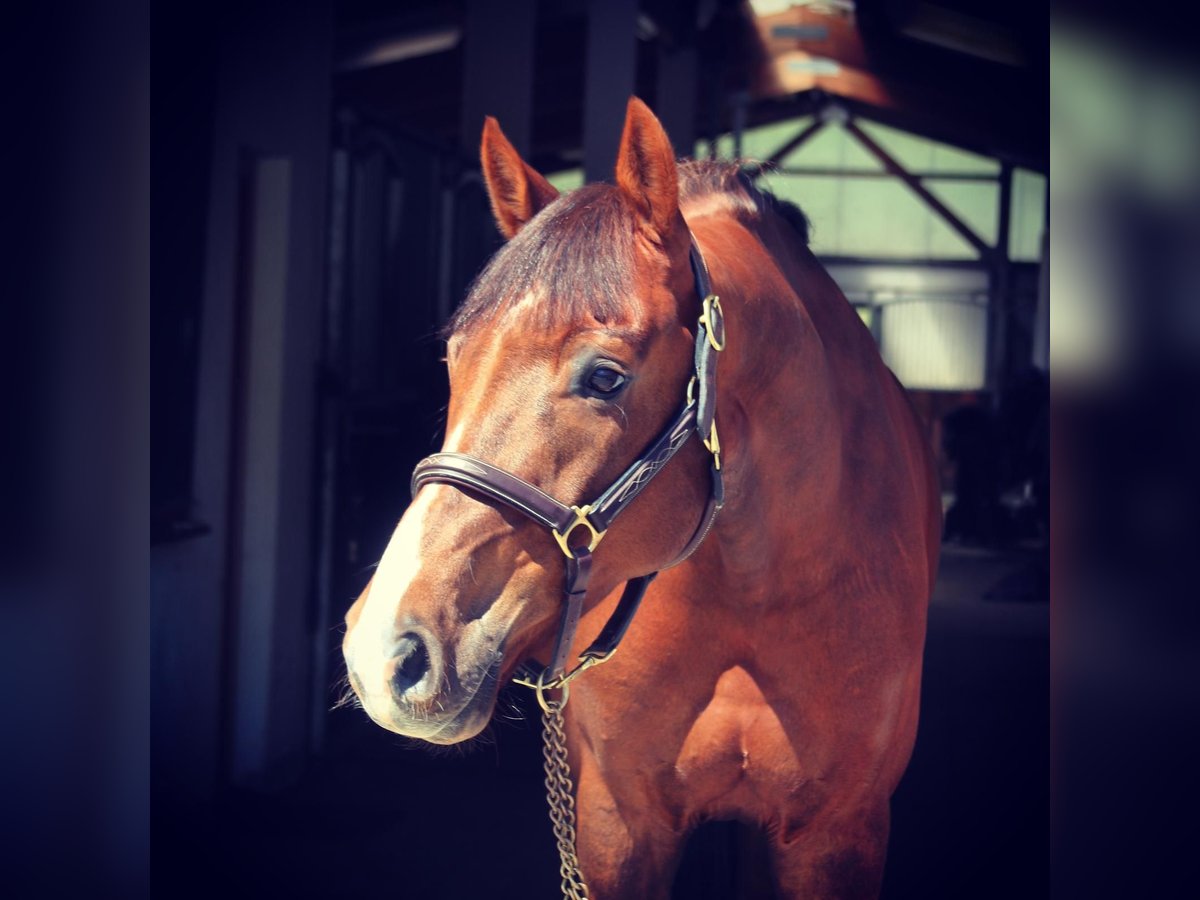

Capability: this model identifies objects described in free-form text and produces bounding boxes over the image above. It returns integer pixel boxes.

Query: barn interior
[152,1,1048,896]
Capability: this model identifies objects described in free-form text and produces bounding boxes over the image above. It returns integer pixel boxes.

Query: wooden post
[657,35,698,157]
[583,0,638,182]
[460,0,537,155]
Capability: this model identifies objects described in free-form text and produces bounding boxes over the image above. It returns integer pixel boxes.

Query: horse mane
[447,159,808,337]
[677,159,811,246]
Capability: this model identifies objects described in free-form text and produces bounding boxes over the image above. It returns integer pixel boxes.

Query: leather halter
[411,234,726,694]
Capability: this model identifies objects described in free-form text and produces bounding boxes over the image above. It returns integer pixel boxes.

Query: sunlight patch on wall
[1009,168,1047,262]
[880,298,988,390]
[546,167,584,193]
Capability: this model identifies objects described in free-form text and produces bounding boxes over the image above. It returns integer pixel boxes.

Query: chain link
[541,695,590,900]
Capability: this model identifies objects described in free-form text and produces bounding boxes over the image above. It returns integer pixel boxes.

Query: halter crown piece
[411,233,726,707]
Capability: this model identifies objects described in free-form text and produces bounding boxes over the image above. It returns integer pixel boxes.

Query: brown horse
[343,97,940,899]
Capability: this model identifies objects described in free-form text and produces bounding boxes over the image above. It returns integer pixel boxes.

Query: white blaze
[345,484,442,704]
[351,422,467,684]
[443,423,467,453]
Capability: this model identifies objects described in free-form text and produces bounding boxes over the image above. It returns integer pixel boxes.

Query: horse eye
[586,366,627,397]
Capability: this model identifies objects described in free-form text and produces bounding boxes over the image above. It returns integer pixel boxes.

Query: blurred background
[150,1,1049,897]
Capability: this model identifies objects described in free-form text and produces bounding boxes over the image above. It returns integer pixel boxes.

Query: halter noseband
[410,234,726,698]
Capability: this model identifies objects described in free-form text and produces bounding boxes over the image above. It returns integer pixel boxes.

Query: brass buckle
[698,295,726,352]
[704,420,722,470]
[514,646,618,691]
[577,645,618,667]
[685,378,721,469]
[552,504,606,557]
[514,639,625,711]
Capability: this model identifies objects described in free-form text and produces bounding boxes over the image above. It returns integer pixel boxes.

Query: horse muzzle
[345,623,504,744]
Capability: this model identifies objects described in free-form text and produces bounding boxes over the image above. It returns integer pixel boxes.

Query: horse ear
[480,116,559,239]
[614,97,680,238]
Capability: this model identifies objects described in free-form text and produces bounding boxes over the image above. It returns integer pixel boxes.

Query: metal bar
[775,166,997,182]
[996,162,1013,262]
[817,254,988,270]
[763,118,826,167]
[987,163,1014,404]
[1032,178,1049,371]
[843,118,993,260]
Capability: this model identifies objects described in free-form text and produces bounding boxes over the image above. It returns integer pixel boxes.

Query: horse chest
[667,666,820,818]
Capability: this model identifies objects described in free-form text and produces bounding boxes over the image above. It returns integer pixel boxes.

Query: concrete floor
[159,543,1047,899]
[883,543,1049,899]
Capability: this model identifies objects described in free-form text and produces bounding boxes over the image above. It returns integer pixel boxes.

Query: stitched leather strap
[547,553,592,678]
[690,233,723,444]
[411,453,576,532]
[690,232,713,298]
[581,573,655,660]
[588,403,697,530]
[667,460,724,568]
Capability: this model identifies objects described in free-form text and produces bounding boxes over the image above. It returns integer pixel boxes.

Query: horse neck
[688,210,853,583]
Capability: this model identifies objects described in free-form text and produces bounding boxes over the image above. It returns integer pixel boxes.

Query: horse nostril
[391,632,431,697]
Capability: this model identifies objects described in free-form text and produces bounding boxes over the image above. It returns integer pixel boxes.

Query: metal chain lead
[541,695,590,900]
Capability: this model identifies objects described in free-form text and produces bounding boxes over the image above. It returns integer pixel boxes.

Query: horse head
[343,99,716,743]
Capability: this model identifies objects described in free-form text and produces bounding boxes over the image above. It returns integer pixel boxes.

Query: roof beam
[763,118,826,166]
[773,166,996,181]
[843,117,993,260]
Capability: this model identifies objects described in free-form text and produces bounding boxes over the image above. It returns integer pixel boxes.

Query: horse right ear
[480,116,559,239]
[614,97,680,239]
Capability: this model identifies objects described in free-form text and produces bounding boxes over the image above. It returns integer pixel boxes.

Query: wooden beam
[764,118,825,166]
[816,255,989,270]
[774,166,997,182]
[843,118,993,260]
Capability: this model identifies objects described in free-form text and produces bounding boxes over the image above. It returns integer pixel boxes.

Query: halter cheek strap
[410,234,726,692]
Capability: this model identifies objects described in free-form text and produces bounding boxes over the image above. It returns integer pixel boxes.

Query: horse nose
[390,632,433,699]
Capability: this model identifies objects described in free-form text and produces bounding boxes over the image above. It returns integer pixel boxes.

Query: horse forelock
[447,161,809,340]
[447,183,640,337]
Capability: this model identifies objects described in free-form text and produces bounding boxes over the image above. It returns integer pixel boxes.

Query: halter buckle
[512,644,615,701]
[552,504,607,558]
[578,645,618,666]
[704,420,722,470]
[699,295,726,352]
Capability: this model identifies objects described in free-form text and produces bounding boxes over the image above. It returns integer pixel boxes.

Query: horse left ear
[480,116,560,239]
[615,97,680,239]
